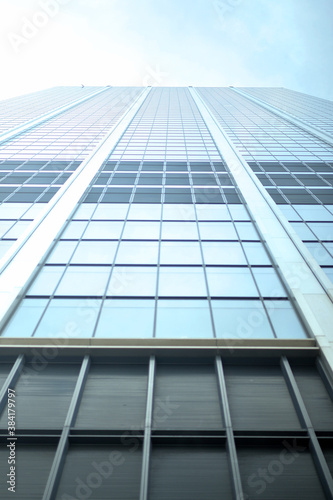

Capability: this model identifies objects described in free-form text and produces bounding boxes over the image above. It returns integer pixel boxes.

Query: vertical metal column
[281,356,333,499]
[140,355,156,500]
[42,355,91,500]
[215,356,244,500]
[0,354,24,414]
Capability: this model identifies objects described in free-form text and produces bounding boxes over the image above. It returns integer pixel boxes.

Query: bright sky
[0,0,332,101]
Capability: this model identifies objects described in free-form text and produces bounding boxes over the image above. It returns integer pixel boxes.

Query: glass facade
[0,86,332,499]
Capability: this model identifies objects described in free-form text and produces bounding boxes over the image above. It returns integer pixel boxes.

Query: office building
[0,86,332,499]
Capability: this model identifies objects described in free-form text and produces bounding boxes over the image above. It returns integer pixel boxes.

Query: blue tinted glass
[206,268,258,297]
[55,267,110,296]
[265,301,307,338]
[212,300,274,339]
[160,242,202,264]
[158,267,207,296]
[1,299,47,337]
[107,267,157,296]
[95,299,155,337]
[34,298,100,337]
[156,300,213,338]
[116,241,159,264]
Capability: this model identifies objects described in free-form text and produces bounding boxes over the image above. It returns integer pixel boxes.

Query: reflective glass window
[122,221,160,239]
[252,268,287,297]
[265,301,307,338]
[158,267,207,296]
[95,299,155,337]
[155,299,213,338]
[212,300,274,338]
[127,203,162,220]
[206,268,258,297]
[107,266,157,296]
[83,221,124,239]
[198,222,237,240]
[34,298,100,337]
[70,241,118,264]
[202,242,246,265]
[1,298,48,337]
[161,221,198,240]
[55,267,110,296]
[116,241,159,264]
[160,242,202,265]
[28,266,65,295]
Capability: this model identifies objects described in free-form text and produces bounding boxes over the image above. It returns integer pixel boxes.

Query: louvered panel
[293,366,333,430]
[55,446,142,500]
[75,364,148,429]
[148,446,232,500]
[0,363,79,429]
[153,364,223,430]
[224,365,301,430]
[0,363,13,389]
[0,446,56,499]
[238,446,326,500]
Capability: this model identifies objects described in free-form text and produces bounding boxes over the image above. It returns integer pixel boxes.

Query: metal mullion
[215,356,244,500]
[42,355,90,500]
[281,356,333,499]
[139,355,155,500]
[0,354,24,415]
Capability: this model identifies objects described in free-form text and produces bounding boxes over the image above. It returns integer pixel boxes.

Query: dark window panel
[149,446,233,500]
[292,365,333,430]
[0,363,80,430]
[224,365,301,430]
[153,364,223,430]
[56,446,142,500]
[238,444,326,500]
[75,364,148,430]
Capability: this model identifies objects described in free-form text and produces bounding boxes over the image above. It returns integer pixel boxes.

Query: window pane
[196,204,231,221]
[242,242,271,265]
[28,267,65,295]
[162,204,196,221]
[156,300,213,338]
[70,241,118,264]
[55,267,110,296]
[46,241,77,264]
[1,299,47,337]
[128,203,162,220]
[34,298,100,337]
[83,220,124,239]
[198,221,237,240]
[206,268,258,297]
[92,203,129,220]
[160,242,202,265]
[212,300,274,338]
[122,221,160,239]
[61,220,88,239]
[252,268,287,297]
[158,267,207,296]
[95,299,154,337]
[202,242,246,265]
[107,267,157,296]
[235,222,260,240]
[161,221,198,239]
[116,241,159,264]
[265,301,307,338]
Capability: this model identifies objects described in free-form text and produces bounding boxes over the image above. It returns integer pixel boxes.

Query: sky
[0,0,332,101]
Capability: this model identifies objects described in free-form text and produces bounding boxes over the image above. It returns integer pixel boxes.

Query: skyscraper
[0,86,332,499]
